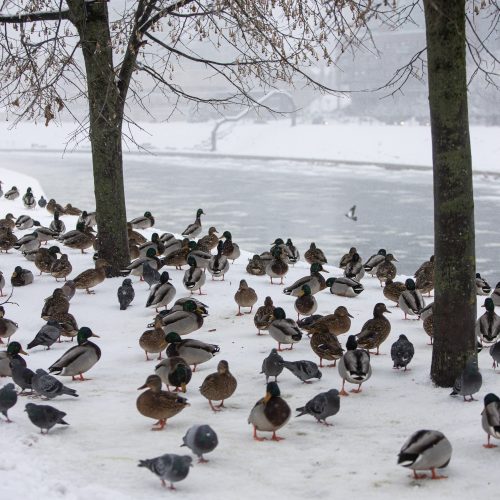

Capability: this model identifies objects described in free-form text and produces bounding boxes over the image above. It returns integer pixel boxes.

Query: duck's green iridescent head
[188,240,197,250]
[14,266,22,274]
[265,381,281,400]
[77,327,98,344]
[271,246,282,258]
[151,233,159,242]
[54,211,60,220]
[222,231,232,240]
[187,256,197,267]
[26,187,32,193]
[271,238,284,246]
[310,263,325,274]
[49,246,60,254]
[301,284,312,296]
[144,211,152,217]
[165,332,182,343]
[273,307,286,320]
[378,249,386,256]
[325,277,336,287]
[76,221,85,232]
[196,208,205,217]
[146,247,157,258]
[286,238,293,246]
[183,300,197,312]
[160,271,170,283]
[483,298,495,312]
[346,335,358,351]
[7,341,27,356]
[405,278,416,290]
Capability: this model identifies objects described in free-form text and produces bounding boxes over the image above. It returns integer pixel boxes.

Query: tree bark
[424,0,476,386]
[68,0,129,275]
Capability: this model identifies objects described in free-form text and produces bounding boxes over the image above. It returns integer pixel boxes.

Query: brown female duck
[355,302,392,355]
[200,360,237,412]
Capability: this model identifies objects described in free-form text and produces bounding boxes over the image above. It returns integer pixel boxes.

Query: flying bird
[345,205,357,221]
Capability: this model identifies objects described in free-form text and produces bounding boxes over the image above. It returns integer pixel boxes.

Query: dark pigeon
[117,278,135,310]
[0,383,17,422]
[25,403,69,434]
[261,348,284,383]
[27,320,62,350]
[296,388,340,425]
[450,359,482,401]
[181,424,218,463]
[32,369,78,399]
[391,334,415,370]
[282,360,322,383]
[10,359,35,394]
[138,454,192,490]
[143,262,161,289]
[38,196,47,208]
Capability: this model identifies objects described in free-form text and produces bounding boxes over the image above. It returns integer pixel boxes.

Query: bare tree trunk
[424,0,476,386]
[68,0,129,275]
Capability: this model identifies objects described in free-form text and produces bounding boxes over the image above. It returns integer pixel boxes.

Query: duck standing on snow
[450,358,482,401]
[302,306,353,337]
[199,360,237,412]
[63,203,82,216]
[22,187,36,209]
[34,245,60,275]
[146,272,176,312]
[356,303,392,355]
[344,252,365,281]
[285,238,300,265]
[4,186,19,200]
[117,278,135,310]
[155,356,192,393]
[15,215,35,230]
[399,278,425,319]
[197,226,219,252]
[283,263,328,296]
[48,326,101,381]
[476,273,491,295]
[415,255,434,296]
[183,257,206,295]
[11,266,34,287]
[49,211,66,235]
[139,326,168,361]
[310,330,344,368]
[46,199,65,215]
[265,246,289,285]
[14,231,40,253]
[326,277,364,298]
[58,221,94,253]
[476,298,500,345]
[339,247,357,269]
[0,213,16,230]
[482,393,500,448]
[376,253,398,286]
[0,306,18,344]
[221,230,240,262]
[181,208,204,238]
[383,278,407,306]
[338,335,372,395]
[139,233,165,258]
[363,248,386,276]
[125,247,162,279]
[73,258,108,294]
[207,240,229,280]
[268,307,302,351]
[129,211,155,230]
[234,279,258,315]
[304,242,327,265]
[164,239,192,270]
[398,429,452,480]
[246,254,266,276]
[295,389,340,426]
[165,332,219,371]
[254,296,276,335]
[41,288,69,319]
[294,285,318,320]
[391,334,415,371]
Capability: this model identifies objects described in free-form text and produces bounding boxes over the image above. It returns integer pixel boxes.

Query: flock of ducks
[1,182,500,490]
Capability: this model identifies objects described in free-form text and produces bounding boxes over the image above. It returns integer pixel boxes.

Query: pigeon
[181,424,218,463]
[138,454,192,490]
[38,196,47,208]
[295,388,340,425]
[25,403,69,434]
[261,348,284,383]
[117,278,135,310]
[143,262,161,289]
[282,360,322,383]
[0,383,17,422]
[32,369,78,399]
[27,320,62,350]
[10,359,35,394]
[345,205,357,221]
[490,341,500,370]
[450,359,482,401]
[391,334,415,371]
[482,393,500,448]
[398,429,452,480]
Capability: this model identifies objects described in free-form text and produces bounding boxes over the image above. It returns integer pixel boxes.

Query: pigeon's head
[24,403,37,414]
[122,278,133,287]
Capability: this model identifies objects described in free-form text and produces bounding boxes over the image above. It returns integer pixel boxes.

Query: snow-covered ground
[1,119,500,173]
[0,166,499,500]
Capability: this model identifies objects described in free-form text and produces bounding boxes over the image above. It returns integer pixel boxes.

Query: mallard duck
[164,239,191,270]
[0,306,19,344]
[398,430,452,480]
[34,245,60,275]
[476,298,500,345]
[482,393,500,448]
[283,263,327,296]
[476,273,492,295]
[356,303,391,355]
[339,247,357,269]
[136,374,189,430]
[11,266,34,287]
[125,247,161,279]
[376,253,398,286]
[199,360,237,412]
[165,332,219,371]
[234,279,258,315]
[0,180,2,197]
[41,288,70,320]
[344,252,365,281]
[139,233,165,258]
[49,211,65,235]
[270,238,292,264]
[0,341,27,376]
[187,244,212,270]
[254,296,275,335]
[326,276,364,298]
[139,327,168,360]
[129,211,155,230]
[304,242,327,265]
[50,253,72,281]
[48,326,100,380]
[169,297,209,315]
[59,222,95,253]
[46,198,65,215]
[197,226,219,251]
[383,278,406,305]
[31,222,58,244]
[0,271,4,296]
[183,257,206,295]
[415,255,434,296]
[265,246,288,285]
[310,330,344,367]
[15,215,36,230]
[302,306,353,337]
[162,235,182,257]
[38,196,47,208]
[221,231,240,262]
[285,238,300,265]
[22,187,36,209]
[155,299,204,336]
[51,311,78,340]
[4,186,19,200]
[155,356,192,392]
[268,307,302,351]
[248,382,291,441]
[63,203,82,216]
[338,335,372,395]
[294,285,318,320]
[129,242,140,260]
[246,254,266,276]
[492,282,500,307]
[181,208,204,238]
[0,213,16,230]
[146,271,176,311]
[363,248,386,276]
[78,210,97,227]
[207,240,229,280]
[0,227,17,253]
[73,258,108,294]
[13,231,40,253]
[128,223,147,245]
[399,279,425,319]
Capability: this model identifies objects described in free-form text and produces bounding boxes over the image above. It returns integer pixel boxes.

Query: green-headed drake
[181,208,204,239]
[129,211,155,230]
[165,332,219,372]
[294,284,318,320]
[283,262,328,296]
[268,307,302,351]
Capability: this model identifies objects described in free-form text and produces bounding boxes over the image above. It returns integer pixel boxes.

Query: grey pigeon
[391,334,415,371]
[25,402,69,434]
[117,278,135,310]
[490,341,500,370]
[296,388,340,425]
[138,454,192,490]
[0,383,17,422]
[61,280,76,301]
[38,196,47,208]
[450,359,482,401]
[181,424,218,463]
[143,262,161,289]
[282,360,322,383]
[27,320,62,350]
[10,359,35,394]
[261,348,284,383]
[32,369,78,399]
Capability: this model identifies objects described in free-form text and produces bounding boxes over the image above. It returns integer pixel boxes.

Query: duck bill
[20,349,29,355]
[321,269,329,273]
[385,309,392,313]
[181,383,187,393]
[91,333,100,338]
[263,392,272,403]
[347,313,354,318]
[137,383,148,390]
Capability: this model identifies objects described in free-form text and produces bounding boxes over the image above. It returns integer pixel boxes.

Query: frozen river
[2,150,499,278]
